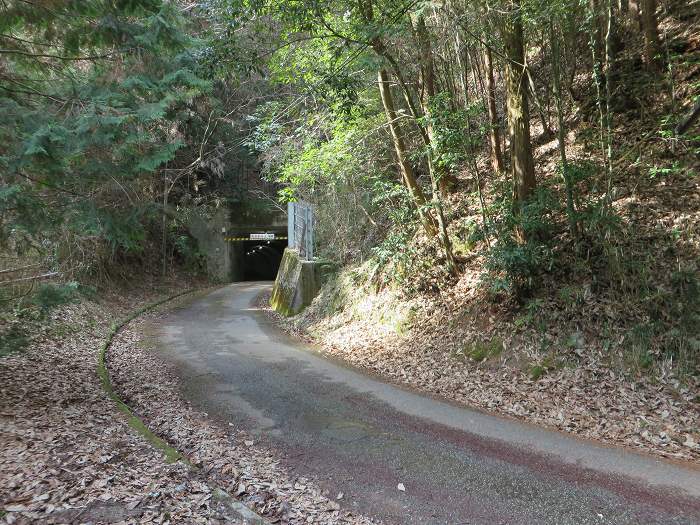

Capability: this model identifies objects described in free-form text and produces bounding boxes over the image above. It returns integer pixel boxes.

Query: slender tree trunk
[376,69,437,237]
[641,0,661,68]
[501,0,536,206]
[484,46,505,173]
[526,65,554,138]
[162,173,168,277]
[414,15,457,195]
[465,114,492,246]
[550,21,576,235]
[591,0,620,88]
[414,15,457,272]
[454,34,469,107]
[455,33,471,106]
[590,0,605,65]
[603,0,615,203]
[589,0,615,208]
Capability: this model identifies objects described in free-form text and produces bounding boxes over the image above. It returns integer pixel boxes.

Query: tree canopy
[1,0,698,371]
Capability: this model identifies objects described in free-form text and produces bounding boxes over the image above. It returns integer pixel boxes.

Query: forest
[1,0,699,522]
[2,0,698,371]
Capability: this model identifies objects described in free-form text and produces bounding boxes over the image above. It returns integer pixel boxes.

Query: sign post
[288,201,313,260]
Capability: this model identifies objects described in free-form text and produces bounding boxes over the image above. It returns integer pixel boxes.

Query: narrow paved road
[153,283,700,524]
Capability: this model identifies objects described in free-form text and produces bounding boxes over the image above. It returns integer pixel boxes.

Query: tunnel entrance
[222,200,288,282]
[241,239,286,280]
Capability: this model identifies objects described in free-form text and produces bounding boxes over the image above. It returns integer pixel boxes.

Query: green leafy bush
[30,282,80,314]
[173,234,207,274]
[482,188,560,298]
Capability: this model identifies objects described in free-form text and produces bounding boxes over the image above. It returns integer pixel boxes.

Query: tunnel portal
[212,199,289,282]
[241,239,287,280]
[226,231,287,282]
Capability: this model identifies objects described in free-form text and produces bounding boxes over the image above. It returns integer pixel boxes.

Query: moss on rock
[270,248,320,316]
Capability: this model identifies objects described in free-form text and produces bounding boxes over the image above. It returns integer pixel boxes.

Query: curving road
[153,283,700,524]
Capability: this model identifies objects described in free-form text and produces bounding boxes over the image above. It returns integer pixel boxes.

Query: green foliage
[422,94,486,174]
[660,269,700,372]
[515,298,547,331]
[29,283,80,314]
[371,230,417,279]
[455,337,504,363]
[482,188,561,298]
[173,234,207,274]
[622,322,656,371]
[250,93,408,263]
[529,362,550,380]
[0,1,216,277]
[648,161,684,180]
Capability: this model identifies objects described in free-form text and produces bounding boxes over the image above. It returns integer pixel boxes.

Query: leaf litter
[107,299,377,525]
[261,285,700,464]
[0,284,377,524]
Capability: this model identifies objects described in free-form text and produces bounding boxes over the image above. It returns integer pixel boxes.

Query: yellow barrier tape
[224,236,288,242]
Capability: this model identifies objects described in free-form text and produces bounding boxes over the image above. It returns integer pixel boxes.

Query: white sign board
[249,233,275,241]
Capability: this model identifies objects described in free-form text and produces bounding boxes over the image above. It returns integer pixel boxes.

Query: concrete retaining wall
[187,208,233,282]
[270,248,319,316]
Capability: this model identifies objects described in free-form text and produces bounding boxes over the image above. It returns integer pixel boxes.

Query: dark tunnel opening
[241,239,286,281]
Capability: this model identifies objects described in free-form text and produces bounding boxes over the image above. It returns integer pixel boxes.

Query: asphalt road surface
[152,283,700,524]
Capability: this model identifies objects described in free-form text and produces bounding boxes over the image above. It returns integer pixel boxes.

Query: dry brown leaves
[0,293,246,524]
[263,283,700,465]
[0,284,374,524]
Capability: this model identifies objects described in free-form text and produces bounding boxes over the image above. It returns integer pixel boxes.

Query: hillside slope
[272,8,700,463]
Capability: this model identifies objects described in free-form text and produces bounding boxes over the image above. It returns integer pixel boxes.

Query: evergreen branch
[14,171,89,198]
[0,33,55,48]
[0,48,115,61]
[0,84,64,103]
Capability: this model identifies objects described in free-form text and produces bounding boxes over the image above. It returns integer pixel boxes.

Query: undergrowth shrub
[172,233,206,274]
[656,269,700,373]
[29,282,80,314]
[0,280,89,356]
[481,187,560,299]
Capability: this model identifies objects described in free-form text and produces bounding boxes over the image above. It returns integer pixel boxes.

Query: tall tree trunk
[376,69,437,237]
[501,0,536,206]
[414,15,456,272]
[641,0,660,68]
[455,33,471,107]
[484,45,505,173]
[591,0,619,87]
[603,0,615,203]
[526,64,554,138]
[550,21,576,234]
[590,0,605,66]
[414,15,457,196]
[162,173,168,277]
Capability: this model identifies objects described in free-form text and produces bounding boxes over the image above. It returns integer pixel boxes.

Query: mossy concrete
[97,292,191,464]
[98,288,273,524]
[270,248,320,316]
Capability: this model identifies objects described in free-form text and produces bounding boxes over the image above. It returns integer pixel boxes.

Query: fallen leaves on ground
[262,288,700,464]
[0,284,376,524]
[0,286,244,524]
